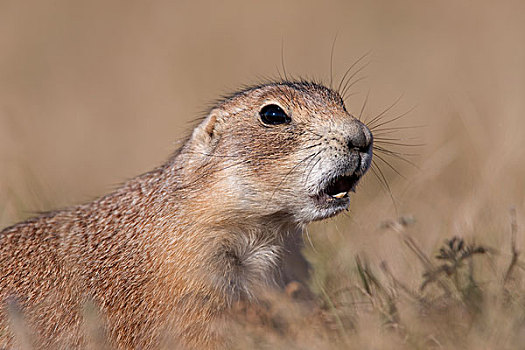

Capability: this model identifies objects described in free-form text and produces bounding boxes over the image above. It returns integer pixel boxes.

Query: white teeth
[332,192,347,199]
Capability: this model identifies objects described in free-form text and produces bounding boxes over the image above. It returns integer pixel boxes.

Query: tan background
[2,2,525,347]
[1,0,524,248]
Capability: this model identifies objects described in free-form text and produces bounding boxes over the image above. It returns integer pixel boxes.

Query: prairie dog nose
[347,120,373,153]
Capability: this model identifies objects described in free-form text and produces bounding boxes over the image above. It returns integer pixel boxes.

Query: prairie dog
[0,81,373,349]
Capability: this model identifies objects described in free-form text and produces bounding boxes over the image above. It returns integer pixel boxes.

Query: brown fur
[0,81,372,349]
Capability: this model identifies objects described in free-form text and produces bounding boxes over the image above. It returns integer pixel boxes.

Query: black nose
[347,121,373,154]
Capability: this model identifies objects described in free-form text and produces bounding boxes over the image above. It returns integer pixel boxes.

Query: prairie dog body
[0,81,372,349]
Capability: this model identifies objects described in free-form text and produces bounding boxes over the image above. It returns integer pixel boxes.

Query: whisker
[303,129,326,140]
[205,159,251,174]
[374,144,416,155]
[303,142,324,151]
[345,91,361,99]
[371,124,426,133]
[374,146,419,157]
[373,152,406,180]
[372,140,423,147]
[303,226,319,253]
[373,136,420,142]
[336,51,371,94]
[275,64,284,82]
[281,38,288,81]
[370,165,387,192]
[374,148,419,168]
[369,106,416,131]
[343,76,368,101]
[267,151,320,206]
[341,65,369,99]
[329,33,338,89]
[364,94,404,127]
[358,89,371,121]
[372,162,398,215]
[305,153,324,185]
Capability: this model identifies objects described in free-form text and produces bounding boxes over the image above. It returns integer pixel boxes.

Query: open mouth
[306,170,364,221]
[319,172,362,201]
[325,174,361,199]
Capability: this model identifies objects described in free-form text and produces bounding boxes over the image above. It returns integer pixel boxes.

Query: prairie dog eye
[259,104,291,125]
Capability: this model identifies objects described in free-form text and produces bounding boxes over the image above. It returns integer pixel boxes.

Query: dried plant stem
[503,208,519,285]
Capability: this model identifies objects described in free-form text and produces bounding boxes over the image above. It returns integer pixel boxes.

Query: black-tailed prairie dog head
[182,81,373,223]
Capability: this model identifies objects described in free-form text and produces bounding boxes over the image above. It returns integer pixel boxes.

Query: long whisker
[372,124,426,133]
[275,64,284,82]
[345,91,361,99]
[373,152,406,179]
[343,76,368,101]
[373,140,423,147]
[336,51,371,94]
[373,136,420,142]
[281,38,288,81]
[374,144,417,156]
[372,162,398,214]
[329,33,338,89]
[303,226,319,253]
[358,89,371,121]
[370,165,387,193]
[364,94,404,126]
[374,147,419,168]
[305,153,324,185]
[373,146,419,157]
[341,65,369,99]
[369,107,416,131]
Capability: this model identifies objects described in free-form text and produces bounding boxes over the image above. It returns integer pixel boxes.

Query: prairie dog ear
[190,109,225,154]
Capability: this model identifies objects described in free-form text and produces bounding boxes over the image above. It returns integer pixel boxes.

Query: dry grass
[2,0,525,348]
[225,213,525,349]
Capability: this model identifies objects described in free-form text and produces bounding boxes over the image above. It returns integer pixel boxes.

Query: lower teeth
[332,192,347,199]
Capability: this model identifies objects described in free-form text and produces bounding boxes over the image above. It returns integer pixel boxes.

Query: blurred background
[2,0,524,232]
[2,1,525,347]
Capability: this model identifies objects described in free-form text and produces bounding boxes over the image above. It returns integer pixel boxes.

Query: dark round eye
[259,104,291,125]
